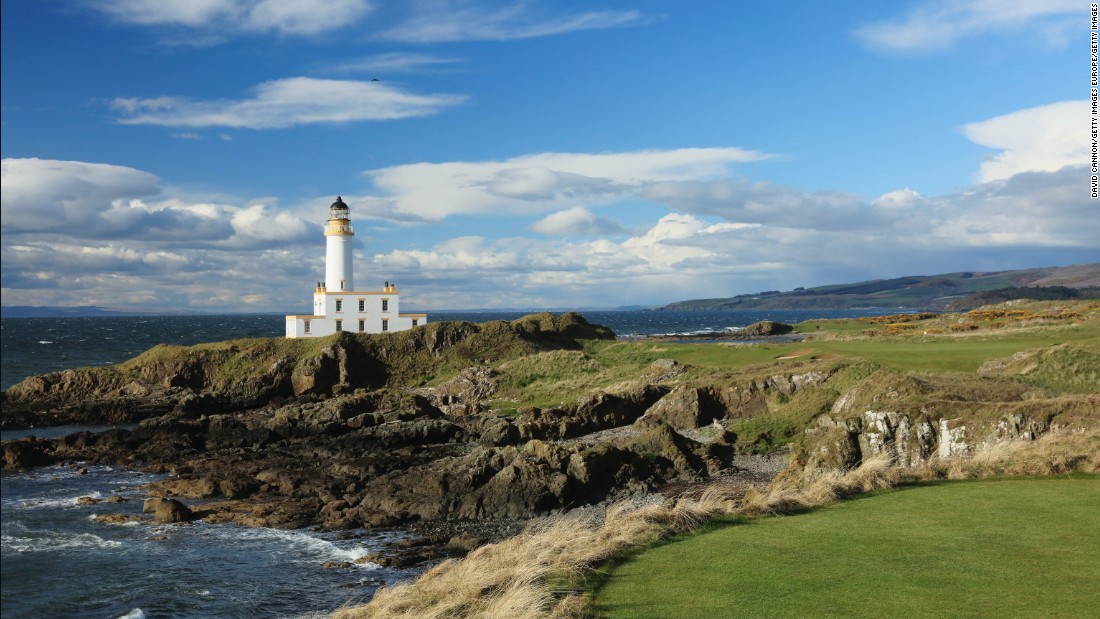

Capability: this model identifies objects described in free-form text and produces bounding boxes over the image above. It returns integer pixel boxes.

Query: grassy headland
[331,299,1100,618]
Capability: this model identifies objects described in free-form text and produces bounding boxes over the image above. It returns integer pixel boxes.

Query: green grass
[594,477,1100,618]
[484,303,1098,412]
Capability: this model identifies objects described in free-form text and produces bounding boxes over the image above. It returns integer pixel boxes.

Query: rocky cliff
[3,310,1096,558]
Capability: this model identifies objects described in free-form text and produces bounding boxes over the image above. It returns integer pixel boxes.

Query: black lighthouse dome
[329,195,349,219]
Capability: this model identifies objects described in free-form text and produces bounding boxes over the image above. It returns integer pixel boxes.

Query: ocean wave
[2,531,124,553]
[13,491,105,510]
[210,525,393,567]
[116,609,145,619]
[37,340,53,344]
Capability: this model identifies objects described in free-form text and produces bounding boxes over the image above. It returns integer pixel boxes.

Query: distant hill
[659,263,1100,311]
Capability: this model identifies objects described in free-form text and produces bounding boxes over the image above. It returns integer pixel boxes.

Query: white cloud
[363,147,774,220]
[381,0,644,43]
[230,203,313,243]
[111,77,466,128]
[244,0,371,35]
[86,0,374,36]
[376,164,1096,309]
[332,52,465,74]
[0,158,160,232]
[530,206,624,236]
[641,179,880,231]
[4,122,1097,312]
[853,0,1079,53]
[962,100,1088,183]
[1,157,330,310]
[872,188,922,209]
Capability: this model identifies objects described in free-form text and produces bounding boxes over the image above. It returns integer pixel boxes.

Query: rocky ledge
[0,313,770,558]
[6,312,1093,567]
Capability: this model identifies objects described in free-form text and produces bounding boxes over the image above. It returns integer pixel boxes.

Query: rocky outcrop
[794,364,1100,472]
[144,497,196,524]
[416,366,500,416]
[516,385,668,440]
[738,320,794,337]
[1,312,615,430]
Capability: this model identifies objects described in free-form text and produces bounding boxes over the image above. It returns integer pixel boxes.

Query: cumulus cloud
[530,206,624,236]
[4,114,1097,312]
[370,163,1097,309]
[381,0,644,43]
[961,100,1088,183]
[641,179,880,231]
[363,147,774,221]
[853,0,1078,53]
[0,158,161,233]
[86,0,374,36]
[111,78,466,128]
[0,157,328,310]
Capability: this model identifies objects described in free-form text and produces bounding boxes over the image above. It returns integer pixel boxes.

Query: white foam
[210,525,388,567]
[37,340,54,344]
[15,491,106,510]
[87,514,142,526]
[1,531,123,553]
[116,609,145,619]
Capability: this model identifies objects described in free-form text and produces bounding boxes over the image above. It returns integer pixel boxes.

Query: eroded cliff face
[3,316,1096,539]
[793,358,1100,472]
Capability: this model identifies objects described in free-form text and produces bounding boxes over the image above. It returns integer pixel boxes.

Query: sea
[0,309,901,618]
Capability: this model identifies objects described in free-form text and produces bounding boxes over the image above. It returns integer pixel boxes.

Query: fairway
[596,478,1100,618]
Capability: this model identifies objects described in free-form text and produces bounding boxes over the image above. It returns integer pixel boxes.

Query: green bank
[595,477,1100,618]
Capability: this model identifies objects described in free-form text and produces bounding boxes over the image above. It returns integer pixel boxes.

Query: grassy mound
[595,477,1100,618]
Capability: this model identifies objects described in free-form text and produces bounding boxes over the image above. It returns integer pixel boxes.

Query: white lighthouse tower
[325,196,355,292]
[285,197,427,338]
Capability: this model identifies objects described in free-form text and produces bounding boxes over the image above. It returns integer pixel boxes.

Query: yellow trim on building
[324,221,354,236]
[317,290,400,296]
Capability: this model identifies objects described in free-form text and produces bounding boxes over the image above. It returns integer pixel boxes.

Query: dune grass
[595,476,1100,619]
[328,430,1100,619]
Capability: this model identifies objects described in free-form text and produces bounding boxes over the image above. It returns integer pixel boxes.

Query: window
[303,320,311,334]
[339,279,345,291]
[411,319,418,327]
[358,299,365,312]
[381,319,389,332]
[335,299,343,312]
[335,320,343,332]
[358,319,365,332]
[381,299,389,312]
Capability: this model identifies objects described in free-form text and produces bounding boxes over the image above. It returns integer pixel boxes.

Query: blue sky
[1,0,1094,312]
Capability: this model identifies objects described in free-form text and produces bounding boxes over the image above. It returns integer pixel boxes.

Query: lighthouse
[285,197,427,338]
[325,196,354,292]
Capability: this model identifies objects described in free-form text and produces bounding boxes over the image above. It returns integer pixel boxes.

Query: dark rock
[635,386,725,431]
[94,513,142,525]
[517,385,668,440]
[2,438,57,470]
[445,532,482,553]
[738,320,794,336]
[152,498,195,524]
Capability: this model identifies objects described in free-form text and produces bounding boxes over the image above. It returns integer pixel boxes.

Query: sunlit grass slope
[596,477,1100,619]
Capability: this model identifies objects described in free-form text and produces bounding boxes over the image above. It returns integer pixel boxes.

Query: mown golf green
[596,478,1100,618]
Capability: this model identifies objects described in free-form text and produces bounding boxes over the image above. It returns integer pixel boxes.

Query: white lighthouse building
[285,196,427,338]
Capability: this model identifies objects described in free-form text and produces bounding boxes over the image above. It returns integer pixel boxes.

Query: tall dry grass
[331,429,1100,619]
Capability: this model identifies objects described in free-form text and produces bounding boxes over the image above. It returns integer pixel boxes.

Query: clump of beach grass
[331,428,1100,619]
[331,491,734,619]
